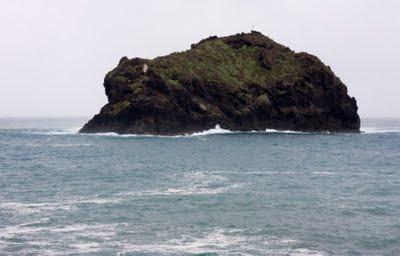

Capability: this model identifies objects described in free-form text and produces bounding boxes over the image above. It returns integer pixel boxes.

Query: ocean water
[0,118,399,256]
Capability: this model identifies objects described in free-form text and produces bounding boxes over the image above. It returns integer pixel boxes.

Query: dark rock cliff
[80,31,360,134]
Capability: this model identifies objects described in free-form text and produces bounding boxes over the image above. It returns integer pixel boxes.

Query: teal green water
[0,118,399,255]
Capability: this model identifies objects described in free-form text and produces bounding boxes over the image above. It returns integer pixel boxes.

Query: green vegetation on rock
[80,31,360,135]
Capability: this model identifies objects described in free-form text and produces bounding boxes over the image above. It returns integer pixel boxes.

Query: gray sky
[1,0,399,118]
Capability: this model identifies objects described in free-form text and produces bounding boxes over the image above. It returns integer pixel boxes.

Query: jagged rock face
[80,31,360,134]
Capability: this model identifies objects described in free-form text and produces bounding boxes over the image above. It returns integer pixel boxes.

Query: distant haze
[1,0,399,118]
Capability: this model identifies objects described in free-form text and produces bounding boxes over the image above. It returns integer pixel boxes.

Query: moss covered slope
[80,31,360,134]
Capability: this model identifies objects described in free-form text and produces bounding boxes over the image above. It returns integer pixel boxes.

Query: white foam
[51,143,92,147]
[75,197,122,204]
[188,125,309,136]
[0,222,117,255]
[78,131,185,138]
[0,222,328,256]
[30,126,81,135]
[189,124,233,136]
[0,202,75,215]
[117,228,327,256]
[361,127,400,134]
[289,248,328,256]
[22,121,400,137]
[0,197,122,216]
[0,171,236,217]
[211,170,299,176]
[72,242,102,252]
[27,124,314,138]
[265,128,308,134]
[44,131,77,135]
[83,132,143,137]
[124,228,246,255]
[119,184,241,198]
[311,171,337,175]
[79,124,232,138]
[249,171,298,175]
[181,170,227,184]
[1,170,237,218]
[25,142,92,148]
[0,222,117,236]
[26,143,42,147]
[117,170,241,198]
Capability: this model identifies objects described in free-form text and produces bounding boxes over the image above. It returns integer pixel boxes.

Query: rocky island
[80,31,360,135]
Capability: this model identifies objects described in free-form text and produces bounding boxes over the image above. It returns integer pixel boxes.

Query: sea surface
[0,118,399,256]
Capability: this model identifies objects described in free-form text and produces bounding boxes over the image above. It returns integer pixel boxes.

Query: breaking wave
[27,125,400,137]
[361,127,400,134]
[117,228,327,256]
[0,170,242,216]
[0,223,327,256]
[26,124,313,138]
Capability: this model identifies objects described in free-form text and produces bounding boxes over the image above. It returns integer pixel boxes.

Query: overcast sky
[1,0,399,118]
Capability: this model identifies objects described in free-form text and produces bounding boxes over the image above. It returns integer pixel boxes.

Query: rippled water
[0,118,399,255]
